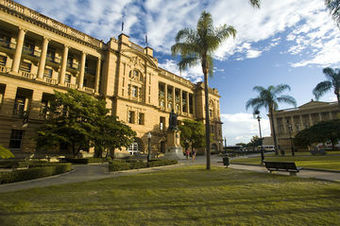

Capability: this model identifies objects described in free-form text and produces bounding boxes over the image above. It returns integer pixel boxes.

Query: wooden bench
[264,161,302,176]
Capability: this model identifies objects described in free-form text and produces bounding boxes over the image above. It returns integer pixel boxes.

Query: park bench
[264,161,302,176]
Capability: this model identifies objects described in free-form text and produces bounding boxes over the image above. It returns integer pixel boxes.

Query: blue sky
[16,0,340,145]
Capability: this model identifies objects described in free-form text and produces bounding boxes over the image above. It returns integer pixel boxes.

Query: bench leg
[289,172,297,176]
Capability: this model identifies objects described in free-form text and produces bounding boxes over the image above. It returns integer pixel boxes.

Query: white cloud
[246,49,262,58]
[221,113,270,145]
[158,59,203,83]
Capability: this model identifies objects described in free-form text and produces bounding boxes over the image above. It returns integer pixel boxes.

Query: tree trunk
[269,106,278,155]
[204,71,211,170]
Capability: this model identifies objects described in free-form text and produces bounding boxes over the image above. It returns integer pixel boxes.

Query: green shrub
[87,158,107,163]
[148,159,177,167]
[108,159,177,172]
[108,160,131,171]
[63,158,89,164]
[0,163,72,184]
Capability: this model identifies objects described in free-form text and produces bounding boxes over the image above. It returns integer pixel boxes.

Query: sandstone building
[270,100,339,151]
[0,0,223,157]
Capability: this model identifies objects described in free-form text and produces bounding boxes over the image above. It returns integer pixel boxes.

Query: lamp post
[147,132,152,162]
[254,110,264,164]
[287,120,295,156]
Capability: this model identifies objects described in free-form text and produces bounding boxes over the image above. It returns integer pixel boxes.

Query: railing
[65,82,77,89]
[84,87,94,93]
[44,77,57,85]
[0,39,14,49]
[19,70,35,79]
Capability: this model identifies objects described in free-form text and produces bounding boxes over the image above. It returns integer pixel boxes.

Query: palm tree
[171,11,236,170]
[325,0,340,27]
[246,84,297,155]
[313,67,340,106]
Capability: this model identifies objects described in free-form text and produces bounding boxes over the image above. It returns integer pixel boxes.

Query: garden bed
[108,159,177,172]
[0,163,72,184]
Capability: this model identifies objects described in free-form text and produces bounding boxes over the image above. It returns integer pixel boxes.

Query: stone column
[299,115,303,130]
[164,84,168,110]
[172,87,175,111]
[59,45,69,85]
[179,89,183,114]
[78,52,86,89]
[95,57,101,93]
[12,28,26,73]
[37,37,49,80]
[186,92,190,113]
[309,114,313,127]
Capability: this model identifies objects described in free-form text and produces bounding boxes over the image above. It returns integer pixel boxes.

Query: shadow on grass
[1,193,339,217]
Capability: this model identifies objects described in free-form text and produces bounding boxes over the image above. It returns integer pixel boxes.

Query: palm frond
[178,55,199,72]
[249,0,261,8]
[277,95,297,107]
[273,84,291,95]
[253,86,265,93]
[246,97,266,111]
[171,42,198,57]
[325,0,340,27]
[313,81,332,100]
[175,28,197,43]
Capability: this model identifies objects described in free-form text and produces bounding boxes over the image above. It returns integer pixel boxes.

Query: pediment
[121,49,158,68]
[298,101,333,109]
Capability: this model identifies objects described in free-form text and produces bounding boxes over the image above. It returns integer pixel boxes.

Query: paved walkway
[1,155,339,193]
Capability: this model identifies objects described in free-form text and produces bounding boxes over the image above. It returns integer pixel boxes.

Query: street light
[147,132,152,162]
[254,110,264,164]
[287,120,295,156]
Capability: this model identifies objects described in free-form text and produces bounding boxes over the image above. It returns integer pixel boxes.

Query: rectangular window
[138,113,144,125]
[209,109,213,118]
[160,117,165,131]
[0,55,7,66]
[67,55,74,68]
[47,48,55,62]
[65,73,71,83]
[0,32,10,48]
[19,62,31,72]
[44,68,53,78]
[9,129,24,149]
[132,86,138,97]
[128,111,135,124]
[13,96,26,116]
[23,40,35,55]
[41,93,54,118]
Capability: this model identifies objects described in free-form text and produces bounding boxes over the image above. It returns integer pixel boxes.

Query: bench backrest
[264,161,297,170]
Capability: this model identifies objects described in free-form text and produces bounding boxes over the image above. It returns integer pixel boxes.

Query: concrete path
[1,155,339,193]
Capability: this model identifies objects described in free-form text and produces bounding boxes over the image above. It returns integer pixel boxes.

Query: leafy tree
[0,145,14,159]
[247,135,263,151]
[93,115,136,158]
[171,11,236,170]
[36,89,135,157]
[294,119,340,150]
[313,67,340,106]
[179,119,205,153]
[246,84,297,154]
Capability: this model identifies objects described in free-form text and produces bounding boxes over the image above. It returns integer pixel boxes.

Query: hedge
[108,159,177,172]
[0,160,49,169]
[61,158,108,164]
[0,163,72,184]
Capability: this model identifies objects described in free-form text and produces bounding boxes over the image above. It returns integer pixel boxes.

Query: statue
[168,110,178,131]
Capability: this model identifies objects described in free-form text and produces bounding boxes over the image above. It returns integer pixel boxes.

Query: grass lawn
[0,166,340,225]
[231,155,340,171]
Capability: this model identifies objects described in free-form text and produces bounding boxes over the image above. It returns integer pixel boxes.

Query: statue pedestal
[164,130,185,160]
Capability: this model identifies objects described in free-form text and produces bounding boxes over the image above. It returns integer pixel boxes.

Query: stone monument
[164,110,185,160]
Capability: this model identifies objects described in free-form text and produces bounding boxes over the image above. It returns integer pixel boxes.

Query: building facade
[270,100,339,151]
[0,0,223,157]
